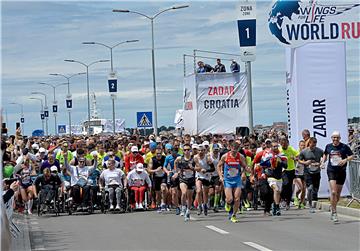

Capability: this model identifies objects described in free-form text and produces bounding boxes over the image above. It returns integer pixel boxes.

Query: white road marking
[205,225,229,234]
[243,242,273,251]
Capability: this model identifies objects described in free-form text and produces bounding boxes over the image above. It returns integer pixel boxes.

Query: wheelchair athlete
[127,163,152,209]
[63,151,98,212]
[34,167,63,213]
[99,158,127,211]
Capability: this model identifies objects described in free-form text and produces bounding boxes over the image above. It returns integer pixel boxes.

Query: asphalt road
[27,208,360,251]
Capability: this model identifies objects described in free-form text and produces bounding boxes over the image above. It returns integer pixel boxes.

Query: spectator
[230,60,240,73]
[214,58,226,72]
[197,61,213,73]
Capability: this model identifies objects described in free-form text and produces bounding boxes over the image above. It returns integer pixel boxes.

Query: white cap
[203,141,210,146]
[192,143,199,149]
[331,131,341,137]
[50,166,58,172]
[136,163,144,172]
[156,137,161,143]
[131,146,139,152]
[32,143,39,150]
[39,147,46,153]
[198,144,205,150]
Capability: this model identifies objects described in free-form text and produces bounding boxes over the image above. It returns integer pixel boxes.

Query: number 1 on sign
[245,27,250,39]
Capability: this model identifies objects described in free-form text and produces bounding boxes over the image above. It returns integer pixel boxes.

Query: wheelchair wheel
[68,199,73,215]
[37,200,42,216]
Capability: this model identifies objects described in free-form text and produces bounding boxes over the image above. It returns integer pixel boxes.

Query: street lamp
[64,59,109,134]
[38,82,67,135]
[29,97,44,132]
[9,102,24,134]
[49,72,86,135]
[113,5,189,135]
[31,92,49,135]
[82,40,139,134]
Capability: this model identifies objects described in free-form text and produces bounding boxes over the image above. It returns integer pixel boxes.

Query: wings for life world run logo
[268,0,360,47]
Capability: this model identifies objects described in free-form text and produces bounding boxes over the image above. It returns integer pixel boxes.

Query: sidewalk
[315,201,360,218]
[10,213,31,251]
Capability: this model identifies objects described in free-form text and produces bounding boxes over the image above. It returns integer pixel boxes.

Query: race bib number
[330,155,342,166]
[109,177,119,185]
[133,179,143,187]
[295,163,304,175]
[309,163,319,172]
[228,167,239,178]
[183,170,194,179]
[22,175,31,185]
[155,169,164,177]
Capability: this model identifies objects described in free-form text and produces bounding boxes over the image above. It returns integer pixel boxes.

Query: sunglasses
[184,149,191,151]
[133,151,139,154]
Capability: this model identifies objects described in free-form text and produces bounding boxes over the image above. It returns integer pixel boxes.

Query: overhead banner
[268,1,360,47]
[286,41,349,197]
[103,119,126,133]
[183,73,249,135]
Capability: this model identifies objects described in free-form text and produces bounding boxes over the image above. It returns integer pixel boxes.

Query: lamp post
[64,59,109,134]
[82,40,139,134]
[49,72,86,135]
[31,92,49,135]
[38,82,67,135]
[113,5,189,135]
[9,102,24,134]
[29,97,44,132]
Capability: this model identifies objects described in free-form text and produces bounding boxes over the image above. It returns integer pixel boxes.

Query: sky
[1,0,359,135]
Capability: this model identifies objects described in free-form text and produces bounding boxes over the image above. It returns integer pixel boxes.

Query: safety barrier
[346,159,360,207]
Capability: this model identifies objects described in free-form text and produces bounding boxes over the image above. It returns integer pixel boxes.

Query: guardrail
[346,159,360,207]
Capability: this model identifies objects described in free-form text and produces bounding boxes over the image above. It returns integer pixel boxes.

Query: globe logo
[268,0,301,45]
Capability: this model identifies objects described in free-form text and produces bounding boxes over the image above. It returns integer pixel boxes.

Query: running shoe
[151,202,156,209]
[244,200,251,209]
[230,215,239,223]
[309,207,315,213]
[285,204,290,211]
[276,208,281,216]
[197,205,203,215]
[213,206,219,213]
[299,203,305,209]
[180,206,186,216]
[109,205,114,211]
[228,206,234,219]
[175,207,181,215]
[115,205,121,211]
[225,203,231,212]
[332,212,339,223]
[203,204,208,216]
[293,197,299,207]
[239,206,244,214]
[184,209,190,222]
[161,203,166,212]
[157,207,162,213]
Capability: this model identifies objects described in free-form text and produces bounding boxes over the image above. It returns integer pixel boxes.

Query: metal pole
[112,96,116,134]
[151,18,158,135]
[68,111,72,136]
[110,48,114,72]
[86,66,91,134]
[183,54,186,77]
[194,50,197,71]
[67,78,72,136]
[45,118,48,136]
[246,61,254,134]
[54,114,57,135]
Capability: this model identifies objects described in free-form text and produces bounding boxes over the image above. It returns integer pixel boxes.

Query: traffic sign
[53,105,58,113]
[108,72,118,93]
[137,112,153,128]
[58,125,66,134]
[66,99,72,109]
[21,118,24,123]
[237,0,256,62]
[44,107,49,117]
[41,113,45,120]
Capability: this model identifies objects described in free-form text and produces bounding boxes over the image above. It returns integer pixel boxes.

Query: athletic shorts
[267,178,282,192]
[327,169,346,185]
[224,178,242,189]
[21,183,32,189]
[153,176,167,191]
[295,175,305,180]
[179,177,195,190]
[196,178,210,187]
[209,176,220,187]
[243,177,253,191]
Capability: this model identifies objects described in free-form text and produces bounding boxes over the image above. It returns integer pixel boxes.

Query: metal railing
[346,159,360,207]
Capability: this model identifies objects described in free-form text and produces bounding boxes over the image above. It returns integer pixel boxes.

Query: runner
[174,144,195,221]
[147,148,168,212]
[322,131,354,222]
[208,143,221,212]
[217,142,247,223]
[298,137,324,213]
[293,140,306,209]
[194,144,214,216]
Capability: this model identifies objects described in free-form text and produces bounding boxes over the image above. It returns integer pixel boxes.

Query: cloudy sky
[1,0,359,135]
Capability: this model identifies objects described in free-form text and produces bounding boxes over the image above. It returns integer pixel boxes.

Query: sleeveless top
[152,156,166,177]
[224,152,242,182]
[178,156,194,179]
[195,155,211,180]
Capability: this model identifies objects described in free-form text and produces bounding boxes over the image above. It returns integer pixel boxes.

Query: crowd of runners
[2,127,355,223]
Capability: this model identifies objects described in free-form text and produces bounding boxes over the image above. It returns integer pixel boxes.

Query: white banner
[174,109,184,129]
[103,119,126,133]
[286,42,350,197]
[183,73,249,135]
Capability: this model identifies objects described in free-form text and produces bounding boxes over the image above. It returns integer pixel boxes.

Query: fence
[346,159,360,207]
